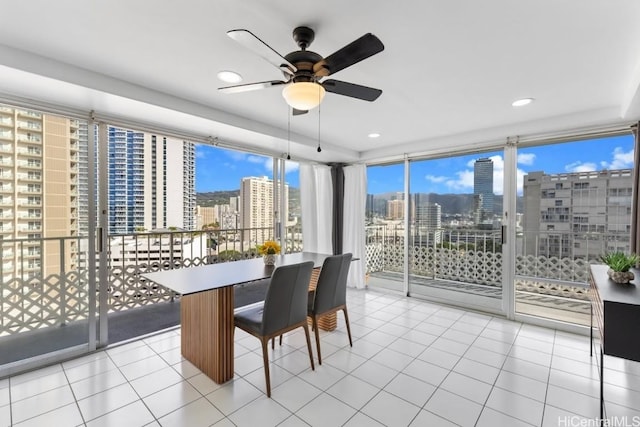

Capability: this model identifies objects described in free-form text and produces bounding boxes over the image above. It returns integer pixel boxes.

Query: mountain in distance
[372,192,523,215]
[196,190,239,207]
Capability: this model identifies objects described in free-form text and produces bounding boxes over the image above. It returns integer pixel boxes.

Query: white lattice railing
[365,242,597,301]
[1,226,304,336]
[364,224,632,304]
[0,224,619,336]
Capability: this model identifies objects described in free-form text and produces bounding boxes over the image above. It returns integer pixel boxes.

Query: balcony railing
[3,223,622,337]
[0,226,303,336]
[365,225,630,324]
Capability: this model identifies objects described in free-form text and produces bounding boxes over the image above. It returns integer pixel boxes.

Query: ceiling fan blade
[313,33,384,77]
[218,80,286,94]
[322,79,382,101]
[227,29,297,75]
[292,108,308,116]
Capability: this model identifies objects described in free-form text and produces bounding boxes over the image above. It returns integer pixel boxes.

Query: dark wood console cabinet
[589,264,640,421]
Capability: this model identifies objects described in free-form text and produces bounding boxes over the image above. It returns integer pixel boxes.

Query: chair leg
[260,338,272,397]
[343,307,353,347]
[311,315,322,365]
[302,324,315,371]
[272,334,283,349]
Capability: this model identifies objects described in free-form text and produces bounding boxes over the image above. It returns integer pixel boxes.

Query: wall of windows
[365,132,635,330]
[0,102,304,376]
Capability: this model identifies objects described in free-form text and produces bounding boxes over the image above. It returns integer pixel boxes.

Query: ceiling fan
[219,26,384,115]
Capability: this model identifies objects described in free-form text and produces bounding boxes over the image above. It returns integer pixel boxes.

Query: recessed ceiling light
[368,133,381,138]
[512,98,534,107]
[217,70,243,84]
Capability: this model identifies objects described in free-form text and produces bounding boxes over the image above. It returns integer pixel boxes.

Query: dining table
[142,252,332,384]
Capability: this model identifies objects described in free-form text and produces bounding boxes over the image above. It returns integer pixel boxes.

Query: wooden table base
[308,268,337,331]
[181,287,234,384]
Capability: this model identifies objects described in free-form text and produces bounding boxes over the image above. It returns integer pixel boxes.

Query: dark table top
[590,264,640,305]
[142,252,332,295]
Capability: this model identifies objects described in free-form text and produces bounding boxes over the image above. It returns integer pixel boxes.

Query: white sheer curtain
[299,163,333,254]
[343,164,367,289]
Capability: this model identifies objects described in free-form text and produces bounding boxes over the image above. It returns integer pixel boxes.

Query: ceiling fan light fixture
[282,82,325,110]
[217,70,243,83]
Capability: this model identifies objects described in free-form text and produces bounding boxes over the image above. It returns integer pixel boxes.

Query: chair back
[312,253,352,314]
[261,261,314,335]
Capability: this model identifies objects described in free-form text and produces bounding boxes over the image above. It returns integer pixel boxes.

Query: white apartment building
[0,105,79,281]
[523,169,633,259]
[108,128,196,234]
[240,176,288,244]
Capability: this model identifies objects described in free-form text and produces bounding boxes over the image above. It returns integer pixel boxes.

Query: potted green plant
[600,251,639,284]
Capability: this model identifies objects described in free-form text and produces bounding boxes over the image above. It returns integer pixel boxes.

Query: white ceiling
[1,0,640,163]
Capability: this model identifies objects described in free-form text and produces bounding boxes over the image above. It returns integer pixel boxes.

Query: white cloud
[445,169,474,191]
[565,161,597,173]
[284,161,300,174]
[517,153,536,165]
[195,149,206,159]
[262,158,300,175]
[263,159,274,173]
[226,151,247,162]
[600,147,634,170]
[247,155,266,164]
[425,175,447,183]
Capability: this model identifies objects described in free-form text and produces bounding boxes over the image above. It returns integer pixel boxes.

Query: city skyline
[195,135,635,196]
[370,135,634,196]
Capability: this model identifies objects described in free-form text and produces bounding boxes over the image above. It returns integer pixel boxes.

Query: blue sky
[196,135,635,194]
[195,145,299,192]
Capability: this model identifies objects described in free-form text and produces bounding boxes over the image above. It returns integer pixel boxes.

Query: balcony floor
[368,271,590,325]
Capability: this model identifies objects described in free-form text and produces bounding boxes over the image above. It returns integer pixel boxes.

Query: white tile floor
[1,288,640,427]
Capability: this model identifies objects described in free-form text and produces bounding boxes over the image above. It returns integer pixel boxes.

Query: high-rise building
[0,105,80,280]
[386,199,404,220]
[196,206,216,230]
[225,196,240,230]
[474,158,494,224]
[416,203,442,244]
[366,194,374,219]
[240,176,288,243]
[523,169,633,258]
[107,127,195,234]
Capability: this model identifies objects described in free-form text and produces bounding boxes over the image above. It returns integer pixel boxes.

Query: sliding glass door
[513,134,634,327]
[0,104,99,375]
[365,163,406,293]
[407,150,507,313]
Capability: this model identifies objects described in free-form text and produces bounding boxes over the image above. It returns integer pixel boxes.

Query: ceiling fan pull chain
[317,91,322,153]
[287,106,291,160]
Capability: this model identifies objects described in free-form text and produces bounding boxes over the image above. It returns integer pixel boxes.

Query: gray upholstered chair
[308,253,353,364]
[234,261,315,397]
